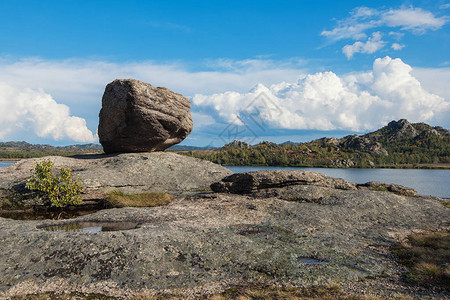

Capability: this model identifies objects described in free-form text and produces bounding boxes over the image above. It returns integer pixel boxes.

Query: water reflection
[39,221,140,232]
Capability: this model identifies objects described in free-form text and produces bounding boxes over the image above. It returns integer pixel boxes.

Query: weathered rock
[223,140,250,149]
[210,170,420,199]
[339,135,388,156]
[251,185,345,205]
[210,170,357,194]
[0,184,448,298]
[386,119,419,141]
[98,79,193,153]
[357,181,418,197]
[0,153,232,207]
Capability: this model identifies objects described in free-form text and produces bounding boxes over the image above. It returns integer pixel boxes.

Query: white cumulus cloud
[322,5,448,58]
[193,57,449,132]
[0,82,96,142]
[343,32,386,59]
[391,43,405,50]
[382,7,448,34]
[0,57,306,144]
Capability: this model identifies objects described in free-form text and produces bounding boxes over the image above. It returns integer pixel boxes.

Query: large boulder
[98,79,193,154]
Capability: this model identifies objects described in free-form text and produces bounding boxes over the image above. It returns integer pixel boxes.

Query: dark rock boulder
[210,170,357,194]
[98,79,193,154]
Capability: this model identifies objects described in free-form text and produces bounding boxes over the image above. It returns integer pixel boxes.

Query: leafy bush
[26,160,83,207]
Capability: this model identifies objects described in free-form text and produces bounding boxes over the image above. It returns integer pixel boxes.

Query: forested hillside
[0,142,103,159]
[181,119,450,168]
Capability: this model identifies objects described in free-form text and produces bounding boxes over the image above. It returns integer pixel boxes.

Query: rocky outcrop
[0,180,448,298]
[357,181,418,197]
[339,135,388,156]
[223,140,250,149]
[327,119,449,157]
[98,79,193,153]
[385,119,419,141]
[0,153,232,207]
[211,170,419,199]
[362,119,449,144]
[330,158,355,168]
[210,170,358,194]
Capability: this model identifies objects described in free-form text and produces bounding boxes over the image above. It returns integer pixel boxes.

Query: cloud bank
[0,57,305,100]
[0,56,449,144]
[193,57,449,132]
[0,57,305,143]
[0,82,95,142]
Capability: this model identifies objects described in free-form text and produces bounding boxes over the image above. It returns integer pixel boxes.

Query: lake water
[226,166,450,199]
[1,161,448,198]
[0,161,15,168]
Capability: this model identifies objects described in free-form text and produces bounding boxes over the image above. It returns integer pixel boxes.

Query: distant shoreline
[222,163,450,170]
[1,157,449,169]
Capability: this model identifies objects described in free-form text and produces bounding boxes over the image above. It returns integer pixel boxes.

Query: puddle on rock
[38,221,140,232]
[298,258,329,264]
[0,206,101,220]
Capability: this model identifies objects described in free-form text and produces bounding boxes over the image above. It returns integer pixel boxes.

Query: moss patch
[105,190,174,208]
[392,230,450,291]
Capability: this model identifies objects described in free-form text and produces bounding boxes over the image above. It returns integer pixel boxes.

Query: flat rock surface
[0,152,232,205]
[0,185,448,298]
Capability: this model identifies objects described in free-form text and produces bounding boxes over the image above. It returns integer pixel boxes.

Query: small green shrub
[26,160,83,207]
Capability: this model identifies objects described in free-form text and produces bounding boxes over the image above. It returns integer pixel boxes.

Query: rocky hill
[184,119,450,168]
[333,119,449,155]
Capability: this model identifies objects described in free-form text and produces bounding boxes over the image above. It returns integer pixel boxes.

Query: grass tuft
[9,285,391,300]
[106,190,174,208]
[200,284,381,300]
[392,230,450,291]
[11,292,117,299]
[444,200,450,208]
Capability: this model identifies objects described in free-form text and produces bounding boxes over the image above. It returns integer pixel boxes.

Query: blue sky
[0,0,449,146]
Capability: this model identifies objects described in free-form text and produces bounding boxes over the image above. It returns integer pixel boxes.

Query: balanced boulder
[98,79,193,153]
